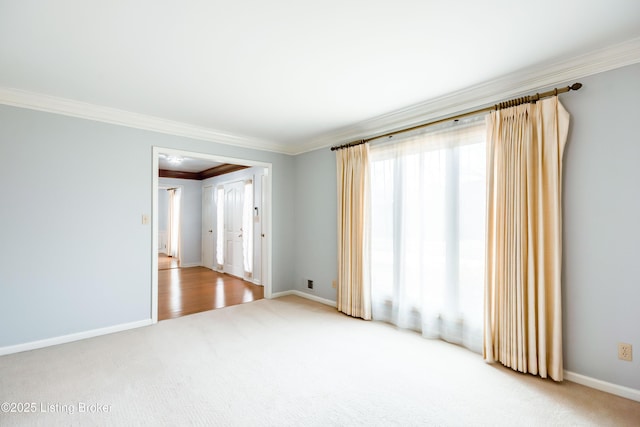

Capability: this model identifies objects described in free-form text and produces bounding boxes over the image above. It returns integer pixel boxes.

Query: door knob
[208,230,213,233]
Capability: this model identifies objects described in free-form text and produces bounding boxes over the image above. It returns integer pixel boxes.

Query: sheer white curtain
[242,180,253,276]
[370,117,486,352]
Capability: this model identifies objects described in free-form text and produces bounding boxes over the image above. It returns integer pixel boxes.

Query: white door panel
[224,181,244,278]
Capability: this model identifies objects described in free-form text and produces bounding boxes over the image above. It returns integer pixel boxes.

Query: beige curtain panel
[336,143,372,320]
[483,96,570,381]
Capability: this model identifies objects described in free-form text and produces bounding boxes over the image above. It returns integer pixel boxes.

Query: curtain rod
[330,82,582,151]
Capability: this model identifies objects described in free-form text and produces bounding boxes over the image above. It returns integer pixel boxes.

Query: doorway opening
[151,147,272,323]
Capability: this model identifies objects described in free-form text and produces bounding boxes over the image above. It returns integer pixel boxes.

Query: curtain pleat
[337,144,371,320]
[484,96,569,381]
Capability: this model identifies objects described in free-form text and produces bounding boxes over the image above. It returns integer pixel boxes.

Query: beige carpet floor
[1,295,639,426]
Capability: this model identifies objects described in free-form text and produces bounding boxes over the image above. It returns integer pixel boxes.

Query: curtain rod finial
[571,82,582,91]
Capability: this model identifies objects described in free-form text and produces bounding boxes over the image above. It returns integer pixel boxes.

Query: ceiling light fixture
[167,156,184,165]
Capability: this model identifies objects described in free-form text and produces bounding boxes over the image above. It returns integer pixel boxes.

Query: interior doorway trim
[151,146,273,323]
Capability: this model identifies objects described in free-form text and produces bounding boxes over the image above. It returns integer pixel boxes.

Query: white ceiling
[158,154,223,173]
[1,1,639,154]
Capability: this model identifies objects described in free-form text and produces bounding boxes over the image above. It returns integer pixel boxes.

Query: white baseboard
[564,370,640,402]
[271,290,337,308]
[179,262,201,268]
[270,290,294,299]
[0,319,153,356]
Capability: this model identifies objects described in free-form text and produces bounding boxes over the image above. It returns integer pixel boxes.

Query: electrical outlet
[618,343,632,361]
[332,280,337,289]
[307,279,313,290]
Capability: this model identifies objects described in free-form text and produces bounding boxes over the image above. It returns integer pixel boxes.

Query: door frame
[151,146,273,323]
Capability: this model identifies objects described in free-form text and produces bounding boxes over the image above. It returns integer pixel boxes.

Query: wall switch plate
[332,280,337,289]
[142,214,150,225]
[618,343,632,361]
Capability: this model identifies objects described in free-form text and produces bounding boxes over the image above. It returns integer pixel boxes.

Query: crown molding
[1,37,639,157]
[294,36,640,155]
[0,88,293,154]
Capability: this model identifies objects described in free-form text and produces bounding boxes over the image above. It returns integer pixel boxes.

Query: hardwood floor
[158,253,179,270]
[158,266,264,321]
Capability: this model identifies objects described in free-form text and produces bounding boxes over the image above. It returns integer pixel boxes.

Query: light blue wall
[293,62,640,391]
[293,147,338,301]
[158,189,169,236]
[560,62,640,390]
[0,105,295,347]
[158,177,202,266]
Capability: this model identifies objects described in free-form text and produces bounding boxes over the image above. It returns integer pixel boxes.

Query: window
[369,116,486,352]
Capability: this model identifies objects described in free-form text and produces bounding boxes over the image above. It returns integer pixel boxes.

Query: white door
[202,185,214,269]
[224,181,244,278]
